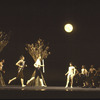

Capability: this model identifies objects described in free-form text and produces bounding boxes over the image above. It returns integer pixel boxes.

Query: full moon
[64,24,73,33]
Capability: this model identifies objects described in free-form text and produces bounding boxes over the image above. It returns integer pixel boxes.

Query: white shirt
[68,66,75,75]
[34,58,41,68]
[81,68,88,76]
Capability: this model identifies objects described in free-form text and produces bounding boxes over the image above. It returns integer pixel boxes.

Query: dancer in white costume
[81,65,89,87]
[26,56,45,86]
[65,62,76,88]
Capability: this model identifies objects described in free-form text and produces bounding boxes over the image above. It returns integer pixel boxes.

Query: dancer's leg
[8,77,17,84]
[26,77,35,85]
[71,75,74,88]
[40,78,45,86]
[65,74,70,88]
[21,78,26,87]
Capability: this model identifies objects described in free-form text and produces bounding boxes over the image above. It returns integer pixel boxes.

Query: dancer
[8,56,27,87]
[89,65,97,87]
[81,65,89,87]
[0,59,6,86]
[26,56,46,87]
[65,62,76,88]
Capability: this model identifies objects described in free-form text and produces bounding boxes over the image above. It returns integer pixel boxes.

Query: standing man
[65,62,76,88]
[89,65,97,87]
[81,65,89,87]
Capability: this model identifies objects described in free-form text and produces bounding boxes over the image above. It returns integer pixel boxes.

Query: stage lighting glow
[64,24,73,33]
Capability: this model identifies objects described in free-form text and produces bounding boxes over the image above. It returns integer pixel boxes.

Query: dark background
[0,0,100,86]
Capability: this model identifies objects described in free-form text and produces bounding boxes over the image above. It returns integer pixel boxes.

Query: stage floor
[0,85,100,99]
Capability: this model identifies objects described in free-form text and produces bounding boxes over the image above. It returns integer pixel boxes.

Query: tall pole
[42,59,45,73]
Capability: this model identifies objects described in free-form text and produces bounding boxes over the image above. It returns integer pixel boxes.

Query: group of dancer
[0,55,46,87]
[0,56,100,88]
[65,62,100,88]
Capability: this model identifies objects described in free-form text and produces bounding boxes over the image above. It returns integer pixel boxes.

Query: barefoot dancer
[65,62,76,88]
[89,65,97,87]
[81,65,89,87]
[26,56,46,86]
[8,56,27,87]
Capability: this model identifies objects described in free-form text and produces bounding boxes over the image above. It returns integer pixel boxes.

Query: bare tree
[0,31,9,52]
[25,38,50,62]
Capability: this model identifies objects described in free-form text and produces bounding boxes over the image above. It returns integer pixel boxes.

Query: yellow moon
[64,24,73,33]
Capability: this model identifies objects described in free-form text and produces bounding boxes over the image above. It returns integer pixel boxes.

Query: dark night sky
[0,0,100,86]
